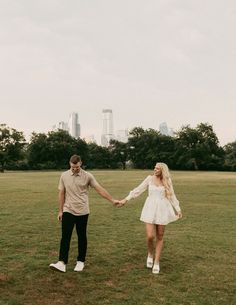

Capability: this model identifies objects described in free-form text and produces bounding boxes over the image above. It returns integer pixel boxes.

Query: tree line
[0,123,235,172]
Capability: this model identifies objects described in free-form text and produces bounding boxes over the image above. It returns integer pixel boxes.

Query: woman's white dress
[125,175,181,225]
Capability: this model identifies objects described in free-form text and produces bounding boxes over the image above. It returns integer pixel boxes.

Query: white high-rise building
[52,121,68,132]
[116,129,129,143]
[159,122,169,136]
[159,122,174,137]
[101,109,114,147]
[68,112,80,139]
[169,128,174,137]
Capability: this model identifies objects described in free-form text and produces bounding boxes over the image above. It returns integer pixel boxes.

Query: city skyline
[0,1,235,146]
[52,110,174,145]
[53,109,129,145]
[53,112,80,139]
[38,109,223,146]
[1,107,234,146]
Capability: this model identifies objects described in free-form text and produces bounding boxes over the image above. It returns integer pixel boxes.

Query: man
[49,154,118,273]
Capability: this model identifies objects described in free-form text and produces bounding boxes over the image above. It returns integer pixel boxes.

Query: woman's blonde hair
[156,162,173,199]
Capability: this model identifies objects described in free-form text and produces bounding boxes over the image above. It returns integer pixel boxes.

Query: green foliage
[223,141,236,171]
[0,124,26,172]
[27,130,88,169]
[109,139,128,169]
[86,143,116,169]
[126,123,226,170]
[174,123,224,170]
[128,127,175,169]
[0,123,234,171]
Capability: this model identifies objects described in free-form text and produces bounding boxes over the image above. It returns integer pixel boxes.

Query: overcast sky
[0,0,235,145]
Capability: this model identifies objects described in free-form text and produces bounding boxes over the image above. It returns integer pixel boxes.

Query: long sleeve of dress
[169,187,181,212]
[125,176,151,201]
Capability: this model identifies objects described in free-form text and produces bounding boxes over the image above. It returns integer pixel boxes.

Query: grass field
[0,170,235,305]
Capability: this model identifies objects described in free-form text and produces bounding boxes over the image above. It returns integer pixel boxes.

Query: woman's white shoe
[152,263,160,274]
[146,256,153,268]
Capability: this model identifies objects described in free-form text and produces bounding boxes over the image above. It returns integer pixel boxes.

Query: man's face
[70,162,81,174]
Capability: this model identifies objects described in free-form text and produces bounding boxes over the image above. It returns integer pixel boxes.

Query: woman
[118,162,182,274]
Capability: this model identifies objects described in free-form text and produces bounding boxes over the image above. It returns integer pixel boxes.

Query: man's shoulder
[80,168,94,178]
[81,169,99,184]
[60,169,71,178]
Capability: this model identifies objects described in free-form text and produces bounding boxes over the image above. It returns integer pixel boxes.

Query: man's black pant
[59,212,89,264]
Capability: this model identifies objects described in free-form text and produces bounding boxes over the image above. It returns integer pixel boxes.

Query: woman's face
[154,164,162,176]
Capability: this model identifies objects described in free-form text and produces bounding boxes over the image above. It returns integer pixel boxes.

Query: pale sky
[0,0,235,145]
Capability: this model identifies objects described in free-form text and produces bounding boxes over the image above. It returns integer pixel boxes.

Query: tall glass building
[101,109,114,147]
[68,112,80,139]
[159,122,169,136]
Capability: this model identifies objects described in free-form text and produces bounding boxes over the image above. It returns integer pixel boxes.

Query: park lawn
[0,170,235,305]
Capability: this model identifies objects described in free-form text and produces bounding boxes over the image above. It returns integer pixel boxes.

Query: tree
[128,127,155,169]
[109,139,128,169]
[46,130,88,168]
[86,143,115,169]
[224,141,236,171]
[0,124,26,172]
[128,127,175,169]
[26,132,48,168]
[174,123,224,170]
[27,130,88,169]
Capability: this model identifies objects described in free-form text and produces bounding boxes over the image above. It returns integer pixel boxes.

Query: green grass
[0,170,235,305]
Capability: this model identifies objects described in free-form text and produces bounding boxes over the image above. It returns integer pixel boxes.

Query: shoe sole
[74,266,84,272]
[152,270,160,274]
[152,268,160,274]
[49,265,66,273]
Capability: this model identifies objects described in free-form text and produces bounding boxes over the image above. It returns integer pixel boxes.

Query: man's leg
[59,212,75,264]
[75,214,89,262]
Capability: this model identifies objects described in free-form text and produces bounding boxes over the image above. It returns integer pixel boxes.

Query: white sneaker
[152,263,160,274]
[74,261,85,272]
[49,261,66,273]
[146,256,153,268]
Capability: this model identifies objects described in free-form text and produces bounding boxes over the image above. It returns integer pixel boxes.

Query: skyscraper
[52,121,68,132]
[68,112,80,139]
[159,122,174,137]
[159,122,169,136]
[116,129,129,143]
[101,109,114,147]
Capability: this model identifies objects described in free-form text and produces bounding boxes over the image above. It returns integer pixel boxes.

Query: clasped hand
[113,199,127,207]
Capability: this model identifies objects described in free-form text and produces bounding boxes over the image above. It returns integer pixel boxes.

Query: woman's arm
[118,176,151,206]
[170,187,182,218]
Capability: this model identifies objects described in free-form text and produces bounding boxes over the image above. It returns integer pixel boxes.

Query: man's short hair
[70,155,81,164]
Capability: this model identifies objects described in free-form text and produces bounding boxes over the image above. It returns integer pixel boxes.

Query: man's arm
[58,189,65,221]
[94,184,117,205]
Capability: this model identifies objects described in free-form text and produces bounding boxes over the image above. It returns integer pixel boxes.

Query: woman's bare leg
[145,223,155,257]
[154,225,165,263]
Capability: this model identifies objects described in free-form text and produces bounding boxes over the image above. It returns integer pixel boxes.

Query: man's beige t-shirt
[58,169,99,216]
